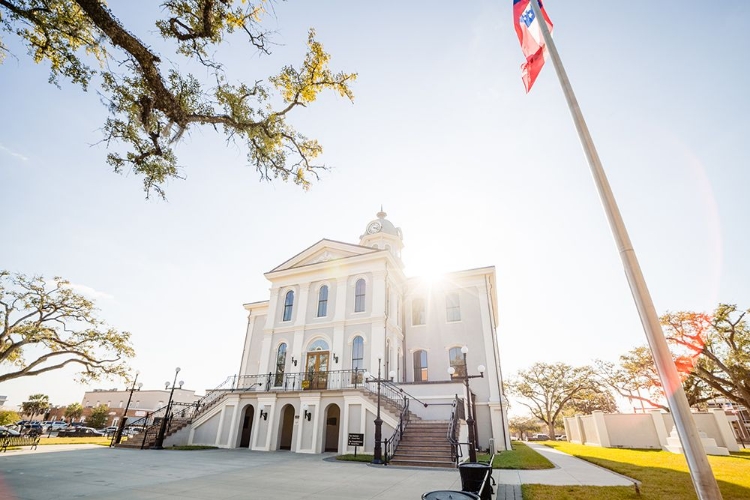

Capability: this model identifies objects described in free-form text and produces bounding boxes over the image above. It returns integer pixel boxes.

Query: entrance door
[279,405,295,450]
[239,406,254,448]
[305,352,329,390]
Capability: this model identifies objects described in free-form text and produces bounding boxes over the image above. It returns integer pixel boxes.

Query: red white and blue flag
[513,0,553,92]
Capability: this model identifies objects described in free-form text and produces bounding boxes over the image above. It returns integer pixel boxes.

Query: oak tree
[661,304,750,411]
[508,362,597,440]
[0,0,356,198]
[0,271,134,383]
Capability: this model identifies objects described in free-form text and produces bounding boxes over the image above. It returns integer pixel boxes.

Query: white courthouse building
[188,211,511,463]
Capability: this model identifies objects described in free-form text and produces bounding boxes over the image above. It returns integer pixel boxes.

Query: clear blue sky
[1,1,749,416]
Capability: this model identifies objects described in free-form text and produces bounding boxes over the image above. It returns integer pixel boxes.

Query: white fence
[563,409,740,453]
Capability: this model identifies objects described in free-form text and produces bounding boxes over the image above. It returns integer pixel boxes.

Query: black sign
[348,433,364,446]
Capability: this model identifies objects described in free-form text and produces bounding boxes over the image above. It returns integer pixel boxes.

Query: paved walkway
[493,443,636,498]
[0,443,637,499]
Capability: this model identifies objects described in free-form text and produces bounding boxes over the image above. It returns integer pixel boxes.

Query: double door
[305,351,329,390]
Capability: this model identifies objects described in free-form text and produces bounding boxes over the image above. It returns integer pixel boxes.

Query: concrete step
[388,458,455,468]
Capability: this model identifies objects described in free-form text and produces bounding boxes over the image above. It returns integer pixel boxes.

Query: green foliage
[508,416,541,441]
[0,271,134,384]
[335,453,374,463]
[0,409,20,426]
[0,0,356,198]
[87,404,108,428]
[564,387,619,416]
[64,402,83,421]
[21,393,50,418]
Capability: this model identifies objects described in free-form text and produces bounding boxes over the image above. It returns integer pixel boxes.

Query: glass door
[305,352,329,390]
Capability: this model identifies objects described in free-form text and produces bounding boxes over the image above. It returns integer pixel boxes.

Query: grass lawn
[477,441,554,470]
[523,441,750,499]
[37,436,112,446]
[335,453,374,463]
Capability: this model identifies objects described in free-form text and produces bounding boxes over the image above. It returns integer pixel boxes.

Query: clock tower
[359,208,404,266]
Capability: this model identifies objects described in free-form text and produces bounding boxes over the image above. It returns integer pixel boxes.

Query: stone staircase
[359,389,422,423]
[117,418,192,449]
[388,420,455,468]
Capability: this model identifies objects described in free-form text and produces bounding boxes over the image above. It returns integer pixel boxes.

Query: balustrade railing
[448,395,465,464]
[383,398,410,463]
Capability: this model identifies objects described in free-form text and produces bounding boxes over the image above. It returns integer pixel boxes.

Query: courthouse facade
[188,211,511,456]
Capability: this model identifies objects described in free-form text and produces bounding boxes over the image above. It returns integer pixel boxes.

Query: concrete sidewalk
[493,442,636,498]
[0,443,638,499]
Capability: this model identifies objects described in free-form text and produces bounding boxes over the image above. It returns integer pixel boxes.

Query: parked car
[528,433,550,441]
[58,427,104,438]
[48,422,69,430]
[99,426,119,436]
[556,434,567,441]
[0,426,22,437]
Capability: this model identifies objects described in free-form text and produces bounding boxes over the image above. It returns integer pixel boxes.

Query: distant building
[46,387,200,427]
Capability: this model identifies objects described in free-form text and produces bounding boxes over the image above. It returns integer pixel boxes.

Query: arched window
[449,347,466,379]
[308,339,329,351]
[351,336,364,372]
[414,350,428,382]
[317,285,329,317]
[354,279,366,312]
[275,343,287,386]
[412,298,425,325]
[282,290,294,321]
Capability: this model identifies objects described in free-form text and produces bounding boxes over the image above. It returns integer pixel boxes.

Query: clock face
[367,221,381,234]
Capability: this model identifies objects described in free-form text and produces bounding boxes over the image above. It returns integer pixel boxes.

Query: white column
[265,287,281,329]
[238,314,256,376]
[477,282,501,403]
[333,277,348,322]
[294,282,311,327]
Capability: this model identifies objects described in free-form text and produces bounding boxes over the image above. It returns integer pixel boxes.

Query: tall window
[414,350,428,382]
[354,279,366,312]
[446,292,461,322]
[352,336,364,372]
[275,343,287,386]
[282,290,294,321]
[412,298,425,325]
[317,285,328,317]
[449,347,466,379]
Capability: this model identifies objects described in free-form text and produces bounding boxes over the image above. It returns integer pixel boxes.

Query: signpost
[348,433,364,456]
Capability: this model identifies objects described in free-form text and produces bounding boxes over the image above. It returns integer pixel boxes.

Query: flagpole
[526,1,722,498]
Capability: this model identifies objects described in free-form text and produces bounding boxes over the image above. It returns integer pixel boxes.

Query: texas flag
[513,0,554,92]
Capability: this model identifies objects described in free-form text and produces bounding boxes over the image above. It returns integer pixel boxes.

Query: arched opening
[324,404,341,452]
[239,405,255,448]
[278,404,295,450]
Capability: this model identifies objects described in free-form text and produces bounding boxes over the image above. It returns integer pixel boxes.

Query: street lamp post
[111,371,142,446]
[152,367,182,450]
[448,346,485,463]
[364,357,396,465]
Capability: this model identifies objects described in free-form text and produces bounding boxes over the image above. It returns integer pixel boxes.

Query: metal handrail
[448,395,465,464]
[383,397,410,463]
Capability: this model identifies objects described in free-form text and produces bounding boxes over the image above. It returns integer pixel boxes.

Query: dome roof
[362,209,402,240]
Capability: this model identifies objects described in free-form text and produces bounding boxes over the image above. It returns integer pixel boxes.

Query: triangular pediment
[268,239,377,274]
